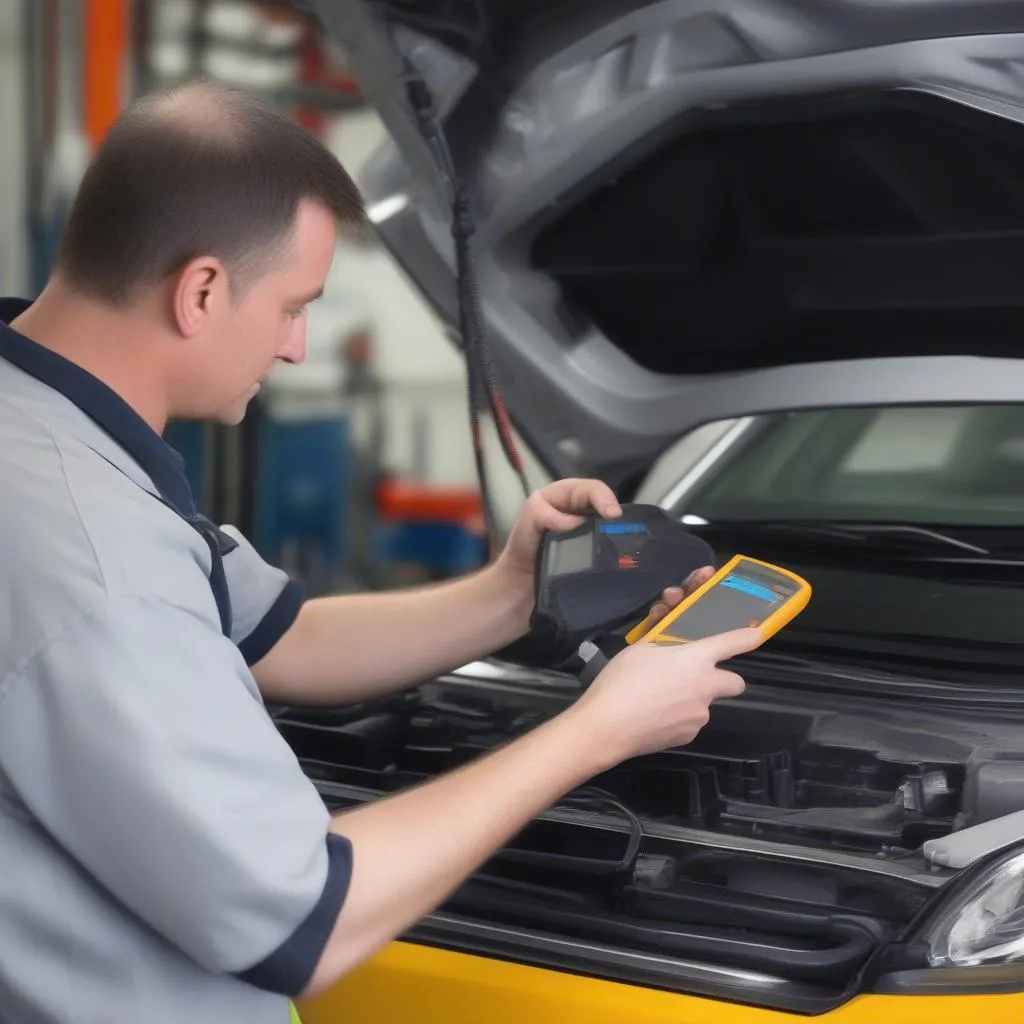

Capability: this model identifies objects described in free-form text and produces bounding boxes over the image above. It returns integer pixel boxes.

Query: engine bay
[276,664,1023,855]
[272,662,1024,1010]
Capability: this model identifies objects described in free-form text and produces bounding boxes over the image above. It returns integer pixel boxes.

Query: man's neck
[11,283,172,434]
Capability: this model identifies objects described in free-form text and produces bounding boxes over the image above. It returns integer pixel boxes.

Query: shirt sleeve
[218,525,306,665]
[0,592,351,997]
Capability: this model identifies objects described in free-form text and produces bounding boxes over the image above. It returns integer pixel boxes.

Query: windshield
[684,404,1024,526]
[664,404,1024,680]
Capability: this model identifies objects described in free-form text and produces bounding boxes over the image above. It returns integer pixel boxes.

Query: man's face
[183,198,337,425]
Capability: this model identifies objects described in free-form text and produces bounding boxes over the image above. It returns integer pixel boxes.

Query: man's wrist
[546,700,622,780]
[483,555,536,640]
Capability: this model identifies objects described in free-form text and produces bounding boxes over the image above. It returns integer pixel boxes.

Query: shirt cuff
[237,579,306,666]
[234,833,353,996]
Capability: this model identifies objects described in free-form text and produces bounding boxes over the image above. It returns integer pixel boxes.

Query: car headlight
[921,848,1024,968]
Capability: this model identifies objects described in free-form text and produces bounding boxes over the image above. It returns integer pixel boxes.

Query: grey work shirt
[0,298,352,1023]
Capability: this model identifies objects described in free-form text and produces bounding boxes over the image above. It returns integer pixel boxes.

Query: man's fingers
[648,602,670,622]
[541,478,621,519]
[710,669,747,700]
[652,569,714,619]
[534,504,585,533]
[684,566,715,593]
[697,626,764,662]
[581,479,621,518]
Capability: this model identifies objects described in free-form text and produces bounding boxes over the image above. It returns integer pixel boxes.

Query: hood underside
[308,0,1024,486]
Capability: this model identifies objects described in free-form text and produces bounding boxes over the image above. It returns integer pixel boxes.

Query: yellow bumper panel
[298,941,1024,1024]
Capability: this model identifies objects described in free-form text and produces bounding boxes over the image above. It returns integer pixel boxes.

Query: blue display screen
[720,574,778,603]
[599,522,647,535]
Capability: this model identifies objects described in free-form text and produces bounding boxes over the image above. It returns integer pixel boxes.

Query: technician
[0,81,761,1024]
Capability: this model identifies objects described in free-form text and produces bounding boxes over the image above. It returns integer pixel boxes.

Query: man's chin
[214,403,250,427]
[206,386,262,427]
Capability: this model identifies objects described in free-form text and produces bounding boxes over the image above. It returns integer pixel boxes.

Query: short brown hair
[53,79,367,304]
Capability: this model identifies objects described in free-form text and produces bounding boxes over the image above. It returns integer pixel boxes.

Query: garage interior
[3,3,1024,1023]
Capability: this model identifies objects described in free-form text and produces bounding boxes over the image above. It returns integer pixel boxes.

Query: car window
[673,404,1024,526]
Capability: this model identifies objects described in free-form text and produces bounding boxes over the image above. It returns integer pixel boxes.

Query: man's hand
[572,626,761,764]
[254,478,624,707]
[496,478,623,582]
[634,564,716,635]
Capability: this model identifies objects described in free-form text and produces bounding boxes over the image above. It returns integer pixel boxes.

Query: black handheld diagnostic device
[526,503,714,665]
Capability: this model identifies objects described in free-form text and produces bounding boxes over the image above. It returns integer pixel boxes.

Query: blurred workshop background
[1,0,552,595]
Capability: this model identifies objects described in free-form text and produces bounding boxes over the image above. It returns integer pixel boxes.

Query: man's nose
[277,321,307,365]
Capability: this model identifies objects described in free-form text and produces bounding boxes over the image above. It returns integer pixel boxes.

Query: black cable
[558,785,644,878]
[452,180,501,554]
[394,38,532,557]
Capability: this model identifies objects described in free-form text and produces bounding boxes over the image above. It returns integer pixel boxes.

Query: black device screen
[659,559,802,641]
[546,531,595,576]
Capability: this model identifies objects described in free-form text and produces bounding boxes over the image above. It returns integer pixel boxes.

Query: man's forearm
[296,618,760,998]
[253,562,534,705]
[302,702,610,996]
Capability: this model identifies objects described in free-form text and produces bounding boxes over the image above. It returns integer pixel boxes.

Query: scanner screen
[547,532,594,576]
[661,561,800,640]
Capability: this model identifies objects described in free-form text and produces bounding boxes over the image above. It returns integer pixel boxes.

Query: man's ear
[170,257,228,338]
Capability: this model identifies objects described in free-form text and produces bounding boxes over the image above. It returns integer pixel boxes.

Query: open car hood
[305,0,1024,488]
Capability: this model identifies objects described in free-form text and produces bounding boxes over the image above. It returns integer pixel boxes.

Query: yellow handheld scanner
[626,554,811,646]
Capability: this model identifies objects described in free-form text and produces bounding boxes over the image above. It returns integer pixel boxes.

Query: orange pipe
[83,0,128,149]
[375,479,483,524]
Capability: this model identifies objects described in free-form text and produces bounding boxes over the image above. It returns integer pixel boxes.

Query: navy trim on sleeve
[234,833,353,997]
[237,579,307,665]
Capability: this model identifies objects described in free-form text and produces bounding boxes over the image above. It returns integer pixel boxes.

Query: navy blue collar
[0,297,196,515]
